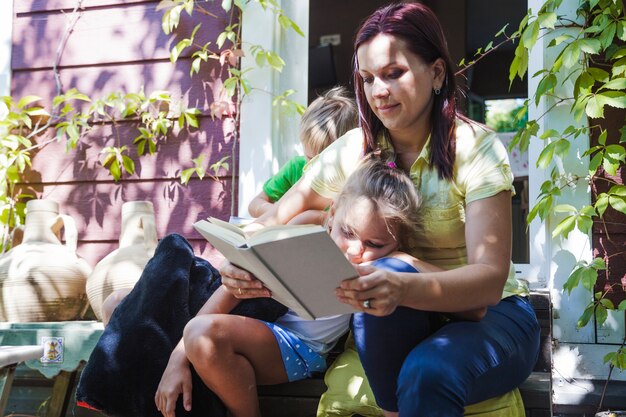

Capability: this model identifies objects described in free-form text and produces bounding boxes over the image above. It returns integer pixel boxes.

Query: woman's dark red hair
[353,2,458,180]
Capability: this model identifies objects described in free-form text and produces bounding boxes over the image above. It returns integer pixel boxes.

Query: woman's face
[329,197,399,264]
[356,34,444,139]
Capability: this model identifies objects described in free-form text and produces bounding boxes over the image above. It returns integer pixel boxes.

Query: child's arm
[248,191,274,218]
[386,251,488,321]
[155,285,240,416]
[196,284,241,315]
[287,209,328,226]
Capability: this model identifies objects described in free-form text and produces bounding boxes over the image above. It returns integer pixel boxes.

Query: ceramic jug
[0,199,92,321]
[86,201,158,320]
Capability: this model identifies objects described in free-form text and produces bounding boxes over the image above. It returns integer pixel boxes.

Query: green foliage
[1,0,307,251]
[485,102,528,132]
[156,0,306,187]
[510,1,626,378]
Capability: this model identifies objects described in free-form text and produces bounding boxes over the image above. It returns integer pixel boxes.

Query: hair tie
[387,161,397,169]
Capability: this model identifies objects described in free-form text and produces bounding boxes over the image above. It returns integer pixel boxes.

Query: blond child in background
[248,86,357,225]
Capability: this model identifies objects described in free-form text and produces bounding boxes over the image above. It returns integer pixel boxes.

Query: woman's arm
[383,252,487,321]
[338,191,512,315]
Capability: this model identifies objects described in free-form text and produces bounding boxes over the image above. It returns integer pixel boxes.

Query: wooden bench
[1,293,552,417]
[258,291,552,416]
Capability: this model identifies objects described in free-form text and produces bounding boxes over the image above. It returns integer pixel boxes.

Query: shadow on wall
[11,1,236,267]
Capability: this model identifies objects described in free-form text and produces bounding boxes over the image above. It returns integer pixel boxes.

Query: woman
[221,3,540,416]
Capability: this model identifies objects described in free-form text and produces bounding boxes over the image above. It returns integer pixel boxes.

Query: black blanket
[76,233,288,417]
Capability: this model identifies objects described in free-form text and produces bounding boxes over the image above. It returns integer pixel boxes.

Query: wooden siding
[11,0,238,269]
[591,107,626,306]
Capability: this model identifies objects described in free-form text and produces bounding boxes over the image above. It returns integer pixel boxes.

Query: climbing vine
[0,0,304,252]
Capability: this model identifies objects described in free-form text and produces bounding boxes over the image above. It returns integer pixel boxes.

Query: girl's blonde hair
[300,86,358,155]
[334,155,421,248]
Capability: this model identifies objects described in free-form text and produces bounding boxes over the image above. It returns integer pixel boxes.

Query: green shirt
[263,156,307,202]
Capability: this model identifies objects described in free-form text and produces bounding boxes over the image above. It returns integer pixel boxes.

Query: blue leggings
[353,258,541,416]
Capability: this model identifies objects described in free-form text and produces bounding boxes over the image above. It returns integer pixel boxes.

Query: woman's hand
[336,263,408,316]
[155,347,192,417]
[219,260,271,299]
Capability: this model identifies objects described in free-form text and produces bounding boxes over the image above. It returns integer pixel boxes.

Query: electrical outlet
[320,34,341,46]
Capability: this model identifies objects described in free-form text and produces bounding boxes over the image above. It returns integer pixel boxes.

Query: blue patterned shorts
[262,321,328,382]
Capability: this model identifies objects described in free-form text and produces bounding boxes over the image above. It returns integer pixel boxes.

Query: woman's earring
[434,87,441,95]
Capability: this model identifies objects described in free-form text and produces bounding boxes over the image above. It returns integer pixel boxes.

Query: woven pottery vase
[0,199,91,321]
[86,201,158,320]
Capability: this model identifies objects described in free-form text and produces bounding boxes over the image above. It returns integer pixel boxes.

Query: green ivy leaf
[600,77,626,91]
[600,22,617,49]
[577,303,595,328]
[522,20,540,51]
[266,51,285,72]
[609,185,626,196]
[217,32,227,49]
[553,204,577,213]
[599,91,626,109]
[589,151,603,173]
[591,257,607,270]
[585,95,605,118]
[581,267,599,291]
[577,214,593,234]
[181,167,194,185]
[528,194,553,223]
[537,141,557,169]
[16,95,41,110]
[255,51,268,68]
[604,351,617,365]
[596,302,609,327]
[552,215,576,238]
[588,67,610,82]
[579,38,602,54]
[536,74,557,105]
[619,20,626,41]
[122,155,135,175]
[554,138,571,159]
[599,297,615,310]
[111,160,122,181]
[609,196,626,215]
[612,57,626,77]
[562,41,581,68]
[537,11,557,29]
[595,193,609,216]
[184,112,199,128]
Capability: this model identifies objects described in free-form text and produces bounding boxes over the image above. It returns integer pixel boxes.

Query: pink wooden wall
[11,0,236,268]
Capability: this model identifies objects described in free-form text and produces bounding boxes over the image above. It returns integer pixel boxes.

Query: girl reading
[155,156,427,417]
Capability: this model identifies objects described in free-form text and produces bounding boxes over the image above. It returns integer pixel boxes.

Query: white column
[239,1,309,218]
[0,0,13,97]
[527,0,594,345]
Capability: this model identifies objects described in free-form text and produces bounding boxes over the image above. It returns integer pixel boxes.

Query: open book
[193,217,358,320]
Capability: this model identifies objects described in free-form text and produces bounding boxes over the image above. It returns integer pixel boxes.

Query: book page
[195,219,247,248]
[193,219,311,317]
[248,224,325,246]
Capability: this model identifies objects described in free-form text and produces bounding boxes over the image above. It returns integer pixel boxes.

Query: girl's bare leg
[183,314,288,417]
